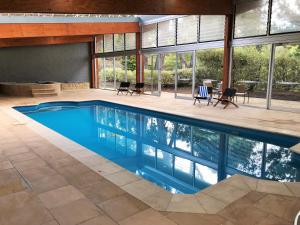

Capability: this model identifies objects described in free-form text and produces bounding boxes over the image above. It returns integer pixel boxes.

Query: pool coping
[1,103,300,214]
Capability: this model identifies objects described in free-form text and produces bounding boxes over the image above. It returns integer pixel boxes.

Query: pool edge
[2,105,300,214]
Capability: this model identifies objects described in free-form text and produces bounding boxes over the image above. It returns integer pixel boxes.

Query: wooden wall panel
[0,0,233,15]
[0,22,140,39]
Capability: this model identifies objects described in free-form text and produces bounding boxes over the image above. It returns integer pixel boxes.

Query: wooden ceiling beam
[0,0,233,15]
[0,36,94,48]
[0,22,140,39]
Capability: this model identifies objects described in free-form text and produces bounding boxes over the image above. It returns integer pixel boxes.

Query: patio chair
[130,83,144,95]
[213,88,238,109]
[193,86,213,106]
[213,82,223,97]
[117,82,130,95]
[235,84,249,104]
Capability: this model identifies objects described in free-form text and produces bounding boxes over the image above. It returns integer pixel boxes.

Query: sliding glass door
[270,43,300,112]
[97,58,105,89]
[115,56,126,88]
[104,57,115,89]
[160,53,176,94]
[176,51,195,99]
[232,45,270,108]
[144,54,160,96]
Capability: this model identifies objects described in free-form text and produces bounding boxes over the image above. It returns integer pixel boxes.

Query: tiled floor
[0,89,299,225]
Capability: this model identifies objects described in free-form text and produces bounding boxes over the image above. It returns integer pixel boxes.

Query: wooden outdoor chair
[117,82,131,95]
[213,88,238,109]
[130,83,144,95]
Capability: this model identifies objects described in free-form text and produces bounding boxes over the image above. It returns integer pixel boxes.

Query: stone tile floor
[0,89,299,225]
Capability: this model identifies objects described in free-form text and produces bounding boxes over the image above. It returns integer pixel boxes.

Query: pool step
[31,88,58,97]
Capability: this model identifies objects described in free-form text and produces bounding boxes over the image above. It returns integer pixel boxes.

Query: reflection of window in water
[142,144,156,167]
[175,124,191,152]
[157,149,173,175]
[142,144,156,157]
[106,109,115,127]
[192,127,220,163]
[228,135,263,177]
[265,144,297,182]
[127,112,138,135]
[116,135,126,154]
[115,110,127,131]
[127,138,137,156]
[159,120,175,146]
[195,163,218,185]
[95,106,108,125]
[98,129,116,148]
[175,157,193,174]
[143,116,159,142]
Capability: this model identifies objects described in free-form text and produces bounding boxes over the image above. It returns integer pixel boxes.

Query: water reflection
[93,105,300,193]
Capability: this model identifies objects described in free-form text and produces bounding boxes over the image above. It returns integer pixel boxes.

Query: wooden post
[222,14,233,92]
[135,32,144,83]
[90,39,96,88]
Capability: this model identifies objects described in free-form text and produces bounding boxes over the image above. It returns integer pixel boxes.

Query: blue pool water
[15,101,300,194]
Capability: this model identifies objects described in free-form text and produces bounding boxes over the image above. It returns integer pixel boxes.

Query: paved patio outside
[0,89,299,225]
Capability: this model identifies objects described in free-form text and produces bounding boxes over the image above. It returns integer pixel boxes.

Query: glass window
[158,19,176,46]
[200,16,225,42]
[234,0,269,38]
[142,24,157,48]
[126,55,136,84]
[114,33,125,52]
[104,34,113,52]
[115,56,126,86]
[126,33,136,50]
[176,51,194,98]
[102,57,115,89]
[271,0,300,34]
[97,58,105,88]
[195,48,224,89]
[232,45,270,108]
[95,35,103,53]
[271,43,300,112]
[144,54,160,95]
[177,16,199,44]
[160,53,176,93]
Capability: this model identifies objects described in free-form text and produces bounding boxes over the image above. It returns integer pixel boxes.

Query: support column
[135,32,144,83]
[266,44,276,109]
[222,14,233,92]
[90,38,97,88]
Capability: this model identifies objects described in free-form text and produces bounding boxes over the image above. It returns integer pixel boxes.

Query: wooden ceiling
[0,0,233,15]
[0,22,140,39]
[0,22,139,48]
